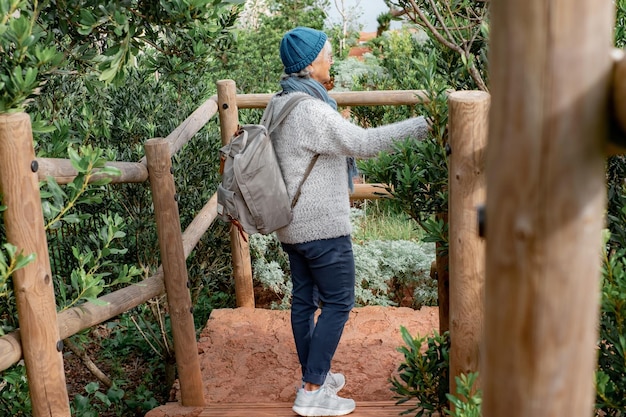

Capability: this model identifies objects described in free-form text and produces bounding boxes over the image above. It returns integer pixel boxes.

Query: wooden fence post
[145,138,205,406]
[483,1,613,416]
[216,80,255,308]
[0,113,71,417]
[448,91,489,396]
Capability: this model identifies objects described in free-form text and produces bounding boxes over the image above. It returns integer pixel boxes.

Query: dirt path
[174,305,439,403]
[147,306,439,416]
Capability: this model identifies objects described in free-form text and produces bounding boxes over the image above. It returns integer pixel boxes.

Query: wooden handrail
[0,194,219,372]
[35,90,428,185]
[0,90,434,372]
[235,90,430,108]
[37,158,148,185]
[0,87,452,415]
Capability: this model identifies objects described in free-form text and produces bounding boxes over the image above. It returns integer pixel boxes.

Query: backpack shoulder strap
[265,94,311,135]
[291,153,319,209]
[262,93,318,209]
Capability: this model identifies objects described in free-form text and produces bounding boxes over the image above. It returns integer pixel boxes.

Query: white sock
[303,388,320,395]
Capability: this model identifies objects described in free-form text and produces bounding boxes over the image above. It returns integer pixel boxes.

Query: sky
[325,0,400,32]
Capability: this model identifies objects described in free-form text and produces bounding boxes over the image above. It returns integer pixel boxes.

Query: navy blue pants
[282,235,356,386]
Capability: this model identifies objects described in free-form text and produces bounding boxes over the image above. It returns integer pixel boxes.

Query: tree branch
[427,0,456,44]
[65,338,113,388]
[408,0,464,53]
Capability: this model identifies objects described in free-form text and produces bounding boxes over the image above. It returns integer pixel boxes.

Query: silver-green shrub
[354,239,436,307]
[249,231,436,309]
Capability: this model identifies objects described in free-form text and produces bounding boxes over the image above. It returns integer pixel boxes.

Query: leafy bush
[249,209,437,309]
[445,373,482,417]
[391,326,450,417]
[354,239,436,308]
[596,231,626,415]
[0,364,31,417]
[391,329,481,417]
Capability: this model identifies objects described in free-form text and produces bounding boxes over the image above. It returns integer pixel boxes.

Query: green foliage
[57,213,143,310]
[391,327,450,417]
[0,364,31,416]
[616,0,626,48]
[1,0,241,113]
[445,373,482,417]
[41,145,120,229]
[0,1,64,113]
[352,29,451,255]
[71,382,125,417]
[249,233,292,309]
[332,56,385,92]
[351,202,423,242]
[261,0,329,33]
[359,136,448,228]
[34,145,143,310]
[0,243,35,300]
[0,240,33,336]
[65,310,176,415]
[383,0,489,91]
[596,229,626,415]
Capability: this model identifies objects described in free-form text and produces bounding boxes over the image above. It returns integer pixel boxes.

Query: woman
[271,27,429,417]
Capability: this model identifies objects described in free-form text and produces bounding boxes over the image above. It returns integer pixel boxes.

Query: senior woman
[270,27,429,417]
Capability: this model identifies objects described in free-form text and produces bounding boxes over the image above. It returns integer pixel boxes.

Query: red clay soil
[146,305,439,417]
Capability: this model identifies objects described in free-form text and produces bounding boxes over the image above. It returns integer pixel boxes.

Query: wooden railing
[5,48,625,413]
[0,86,444,416]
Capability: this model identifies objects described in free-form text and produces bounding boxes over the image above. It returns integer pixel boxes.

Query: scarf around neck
[279,75,358,193]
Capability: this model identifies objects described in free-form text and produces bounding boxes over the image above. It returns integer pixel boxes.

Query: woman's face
[308,42,333,85]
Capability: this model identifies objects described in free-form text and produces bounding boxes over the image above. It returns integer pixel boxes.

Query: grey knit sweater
[270,92,429,244]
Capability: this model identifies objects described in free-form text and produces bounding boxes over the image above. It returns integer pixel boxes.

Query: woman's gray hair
[280,40,331,80]
[281,67,313,80]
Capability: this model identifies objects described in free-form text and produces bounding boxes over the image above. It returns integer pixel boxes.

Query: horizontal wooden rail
[139,97,219,165]
[0,194,219,372]
[350,183,392,200]
[34,91,428,185]
[235,90,429,109]
[37,158,148,185]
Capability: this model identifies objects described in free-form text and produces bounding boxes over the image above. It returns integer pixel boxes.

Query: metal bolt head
[477,204,486,238]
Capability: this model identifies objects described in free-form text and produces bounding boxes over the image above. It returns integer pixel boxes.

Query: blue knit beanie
[280,27,328,74]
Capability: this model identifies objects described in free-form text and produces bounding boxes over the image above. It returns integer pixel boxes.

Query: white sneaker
[323,372,345,393]
[292,386,356,417]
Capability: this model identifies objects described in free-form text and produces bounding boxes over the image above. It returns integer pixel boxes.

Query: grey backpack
[217,94,319,236]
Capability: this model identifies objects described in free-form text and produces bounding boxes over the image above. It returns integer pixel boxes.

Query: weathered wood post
[448,91,489,396]
[483,1,613,416]
[216,80,255,308]
[0,113,71,417]
[145,138,205,406]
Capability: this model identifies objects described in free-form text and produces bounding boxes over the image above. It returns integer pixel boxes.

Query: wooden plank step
[198,401,403,417]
